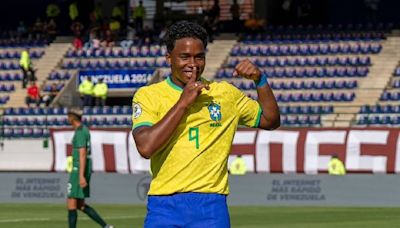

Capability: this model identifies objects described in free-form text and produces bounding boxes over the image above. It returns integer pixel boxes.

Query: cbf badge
[133,103,142,119]
[208,102,222,127]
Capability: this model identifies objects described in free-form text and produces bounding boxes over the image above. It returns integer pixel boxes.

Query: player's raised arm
[133,67,209,159]
[233,59,280,130]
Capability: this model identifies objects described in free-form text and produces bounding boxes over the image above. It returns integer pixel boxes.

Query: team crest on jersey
[208,101,222,127]
[133,103,142,119]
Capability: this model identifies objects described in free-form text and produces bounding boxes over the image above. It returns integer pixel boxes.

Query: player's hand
[178,67,210,108]
[233,59,261,81]
[79,176,88,188]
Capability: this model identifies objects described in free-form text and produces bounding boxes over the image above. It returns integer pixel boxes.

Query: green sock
[82,205,107,227]
[68,210,77,228]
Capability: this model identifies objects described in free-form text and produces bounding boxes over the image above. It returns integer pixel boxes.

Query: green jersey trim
[166,77,183,92]
[253,105,262,128]
[133,121,154,130]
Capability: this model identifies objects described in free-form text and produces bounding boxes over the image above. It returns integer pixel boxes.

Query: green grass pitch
[1,204,400,227]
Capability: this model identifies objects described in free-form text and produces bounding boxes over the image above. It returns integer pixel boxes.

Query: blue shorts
[144,192,230,228]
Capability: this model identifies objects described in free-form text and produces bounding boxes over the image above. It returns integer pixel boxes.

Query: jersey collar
[166,77,208,92]
[166,77,183,92]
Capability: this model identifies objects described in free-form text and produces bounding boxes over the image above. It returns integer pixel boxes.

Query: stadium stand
[213,26,388,127]
[356,61,400,126]
[2,106,132,138]
[2,23,400,137]
[0,39,47,106]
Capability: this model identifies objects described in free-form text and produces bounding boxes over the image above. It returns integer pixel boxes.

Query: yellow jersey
[132,77,262,195]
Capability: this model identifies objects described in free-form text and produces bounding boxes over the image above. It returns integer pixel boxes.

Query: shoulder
[204,79,234,91]
[78,125,90,135]
[82,125,90,132]
[211,80,240,96]
[134,80,166,97]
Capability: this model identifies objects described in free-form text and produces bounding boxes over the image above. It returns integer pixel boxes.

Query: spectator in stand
[93,78,108,107]
[46,1,60,22]
[84,30,101,49]
[93,2,103,23]
[109,17,121,38]
[208,0,220,36]
[46,19,57,40]
[43,83,59,107]
[25,81,41,107]
[19,48,35,88]
[17,21,27,38]
[32,18,44,39]
[112,1,126,27]
[244,13,264,34]
[69,1,79,22]
[203,16,214,43]
[71,20,84,38]
[230,0,240,35]
[133,0,146,33]
[209,0,220,22]
[141,26,153,45]
[79,76,94,107]
[73,36,83,50]
[101,29,115,48]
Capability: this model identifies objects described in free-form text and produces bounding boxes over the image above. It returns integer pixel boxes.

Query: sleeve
[132,87,158,130]
[74,130,87,148]
[78,82,84,93]
[227,82,262,128]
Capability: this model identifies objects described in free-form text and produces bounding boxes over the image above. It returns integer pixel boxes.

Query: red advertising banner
[51,128,400,174]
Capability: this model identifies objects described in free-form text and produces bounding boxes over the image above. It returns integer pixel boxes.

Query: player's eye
[179,54,190,60]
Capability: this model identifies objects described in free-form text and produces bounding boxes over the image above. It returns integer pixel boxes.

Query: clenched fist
[233,59,262,81]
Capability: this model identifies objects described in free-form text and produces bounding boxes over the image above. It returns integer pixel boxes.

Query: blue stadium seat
[392,116,400,125]
[380,91,389,101]
[357,115,369,125]
[360,105,370,113]
[298,116,310,125]
[381,116,391,125]
[32,128,44,138]
[3,128,14,138]
[36,118,46,126]
[13,128,23,138]
[370,116,380,125]
[23,128,34,138]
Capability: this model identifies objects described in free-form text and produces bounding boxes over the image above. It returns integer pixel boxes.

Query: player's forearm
[256,84,280,130]
[133,101,188,159]
[79,148,87,178]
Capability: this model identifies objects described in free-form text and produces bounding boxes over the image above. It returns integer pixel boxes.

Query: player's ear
[166,53,171,65]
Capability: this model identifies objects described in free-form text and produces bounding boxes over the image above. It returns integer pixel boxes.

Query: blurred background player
[132,21,280,227]
[132,0,146,33]
[229,155,247,175]
[19,48,36,88]
[93,78,108,107]
[66,108,113,228]
[79,76,94,107]
[328,154,346,175]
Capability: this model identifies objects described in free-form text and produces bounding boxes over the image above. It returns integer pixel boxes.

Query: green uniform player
[68,124,92,199]
[66,108,113,228]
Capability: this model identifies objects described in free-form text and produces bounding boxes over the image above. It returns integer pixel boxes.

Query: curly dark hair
[164,21,208,53]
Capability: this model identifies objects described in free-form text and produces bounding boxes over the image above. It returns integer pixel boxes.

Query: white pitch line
[0,215,144,223]
[0,218,51,223]
[101,215,144,220]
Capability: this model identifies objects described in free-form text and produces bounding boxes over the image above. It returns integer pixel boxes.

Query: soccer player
[67,108,113,228]
[131,21,280,227]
